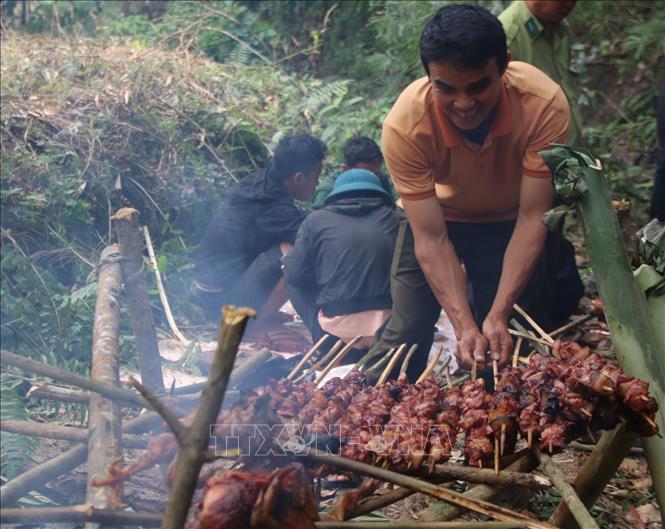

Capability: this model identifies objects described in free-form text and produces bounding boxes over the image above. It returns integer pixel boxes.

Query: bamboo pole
[411,465,551,490]
[161,306,252,529]
[112,207,164,392]
[532,447,600,529]
[87,245,124,525]
[550,425,637,529]
[417,452,536,522]
[541,145,665,512]
[0,420,148,448]
[302,449,555,529]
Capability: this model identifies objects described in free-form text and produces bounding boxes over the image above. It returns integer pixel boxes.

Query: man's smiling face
[429,59,504,131]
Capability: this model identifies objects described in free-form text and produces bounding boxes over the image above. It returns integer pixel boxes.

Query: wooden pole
[87,245,123,525]
[0,444,88,507]
[417,452,537,522]
[0,420,148,448]
[1,506,528,529]
[1,349,148,408]
[533,447,600,529]
[0,408,169,506]
[112,208,164,392]
[412,464,551,490]
[161,306,252,529]
[302,449,555,529]
[27,383,90,404]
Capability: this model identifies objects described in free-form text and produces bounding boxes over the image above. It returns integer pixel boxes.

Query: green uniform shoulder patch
[524,17,540,39]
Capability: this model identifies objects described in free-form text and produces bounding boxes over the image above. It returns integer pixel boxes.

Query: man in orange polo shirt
[369,4,583,379]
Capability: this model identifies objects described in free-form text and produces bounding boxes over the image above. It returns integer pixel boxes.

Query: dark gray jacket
[283,195,399,316]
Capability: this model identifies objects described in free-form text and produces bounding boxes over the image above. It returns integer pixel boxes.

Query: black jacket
[194,169,306,288]
[282,195,399,316]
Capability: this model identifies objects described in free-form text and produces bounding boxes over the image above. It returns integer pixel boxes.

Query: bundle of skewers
[93,337,659,494]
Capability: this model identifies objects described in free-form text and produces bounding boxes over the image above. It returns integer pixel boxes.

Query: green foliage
[0,375,37,479]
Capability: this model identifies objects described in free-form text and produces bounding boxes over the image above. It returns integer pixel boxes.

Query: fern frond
[0,375,37,479]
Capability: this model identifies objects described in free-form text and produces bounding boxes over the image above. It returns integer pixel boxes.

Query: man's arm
[483,176,554,365]
[401,197,489,369]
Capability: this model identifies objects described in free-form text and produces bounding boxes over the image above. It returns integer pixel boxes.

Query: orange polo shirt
[382,61,570,222]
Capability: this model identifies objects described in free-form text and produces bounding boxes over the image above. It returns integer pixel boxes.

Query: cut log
[112,207,164,392]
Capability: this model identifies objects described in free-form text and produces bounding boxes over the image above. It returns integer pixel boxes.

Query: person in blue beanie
[283,169,399,358]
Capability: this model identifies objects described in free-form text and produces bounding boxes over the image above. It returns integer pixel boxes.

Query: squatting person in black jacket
[194,133,327,332]
[283,169,399,356]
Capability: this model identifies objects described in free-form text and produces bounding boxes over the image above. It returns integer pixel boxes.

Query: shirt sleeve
[282,219,316,287]
[523,86,570,178]
[382,123,437,200]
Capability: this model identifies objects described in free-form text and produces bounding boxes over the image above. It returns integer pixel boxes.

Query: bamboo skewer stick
[511,337,523,368]
[444,365,453,388]
[301,448,556,529]
[550,314,594,338]
[500,424,507,457]
[293,339,343,383]
[510,320,549,356]
[493,358,499,388]
[399,344,419,376]
[376,343,408,385]
[532,447,601,529]
[363,348,396,375]
[513,304,554,345]
[143,226,190,346]
[418,346,444,383]
[472,359,477,381]
[287,334,330,380]
[508,330,552,347]
[495,438,500,475]
[314,336,362,385]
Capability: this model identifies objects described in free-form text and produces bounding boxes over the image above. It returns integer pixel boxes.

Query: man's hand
[455,327,489,370]
[482,314,512,367]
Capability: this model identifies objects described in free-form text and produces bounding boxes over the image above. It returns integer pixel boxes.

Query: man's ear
[292,171,305,185]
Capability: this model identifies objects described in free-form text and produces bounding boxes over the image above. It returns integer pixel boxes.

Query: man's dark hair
[419,4,508,75]
[343,137,383,167]
[271,133,327,183]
